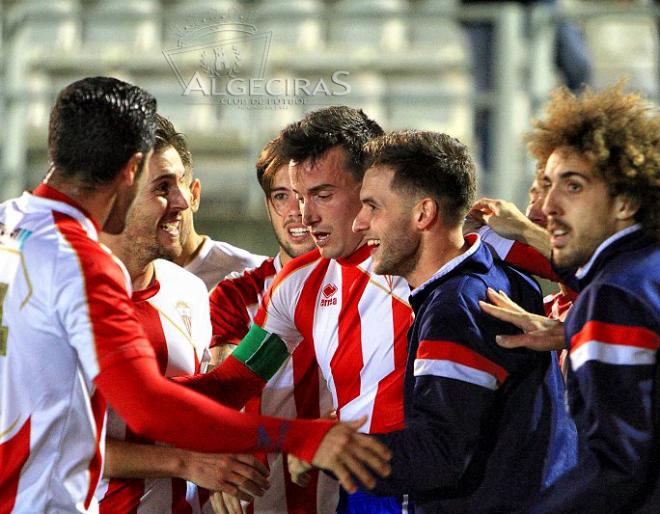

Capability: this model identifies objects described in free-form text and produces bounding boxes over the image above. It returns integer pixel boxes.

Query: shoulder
[154,259,208,297]
[206,238,267,267]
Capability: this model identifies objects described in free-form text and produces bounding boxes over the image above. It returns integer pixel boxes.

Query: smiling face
[542,147,635,269]
[289,146,365,260]
[353,165,419,278]
[267,163,315,262]
[121,146,191,266]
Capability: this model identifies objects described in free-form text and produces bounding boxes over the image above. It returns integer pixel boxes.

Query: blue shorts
[336,489,413,514]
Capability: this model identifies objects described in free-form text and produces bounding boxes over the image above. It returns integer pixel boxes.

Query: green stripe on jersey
[233,324,289,380]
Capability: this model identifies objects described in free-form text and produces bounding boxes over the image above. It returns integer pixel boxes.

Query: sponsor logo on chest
[320,283,338,307]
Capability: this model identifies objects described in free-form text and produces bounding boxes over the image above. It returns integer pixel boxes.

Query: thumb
[344,415,368,431]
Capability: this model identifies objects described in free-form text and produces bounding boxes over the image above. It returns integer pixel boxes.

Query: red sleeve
[54,228,331,462]
[506,241,567,285]
[95,354,332,463]
[209,259,276,346]
[172,354,268,410]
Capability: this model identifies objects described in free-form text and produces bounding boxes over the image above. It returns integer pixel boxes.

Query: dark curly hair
[363,130,476,227]
[48,76,157,187]
[526,82,660,239]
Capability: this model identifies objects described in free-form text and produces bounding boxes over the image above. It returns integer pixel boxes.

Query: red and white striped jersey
[0,185,135,513]
[210,255,339,514]
[254,244,412,434]
[97,258,212,514]
[184,237,266,291]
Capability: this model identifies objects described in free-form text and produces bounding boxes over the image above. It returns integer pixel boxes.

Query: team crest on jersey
[320,283,338,307]
[176,301,192,336]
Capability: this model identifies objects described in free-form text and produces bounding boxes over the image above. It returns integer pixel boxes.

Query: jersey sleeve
[478,226,567,284]
[209,259,274,346]
[372,287,537,495]
[530,283,660,513]
[54,219,156,380]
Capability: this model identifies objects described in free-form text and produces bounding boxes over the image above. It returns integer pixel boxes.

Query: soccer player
[488,84,660,512]
[0,77,391,513]
[96,114,269,513]
[209,135,339,514]
[351,130,577,513]
[216,106,414,514]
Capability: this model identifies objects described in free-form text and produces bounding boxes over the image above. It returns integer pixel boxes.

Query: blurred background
[0,0,658,255]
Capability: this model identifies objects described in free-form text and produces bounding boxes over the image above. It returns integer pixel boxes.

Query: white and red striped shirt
[0,185,144,513]
[255,244,412,434]
[210,255,339,514]
[97,259,212,514]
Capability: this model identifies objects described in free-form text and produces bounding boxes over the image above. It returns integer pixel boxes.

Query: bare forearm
[519,221,551,259]
[103,438,186,479]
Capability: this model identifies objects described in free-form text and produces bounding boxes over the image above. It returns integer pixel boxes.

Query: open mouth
[312,231,330,246]
[159,219,181,238]
[548,222,570,248]
[287,226,310,241]
[367,238,381,253]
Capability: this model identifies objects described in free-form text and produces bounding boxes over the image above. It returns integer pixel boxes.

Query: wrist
[521,223,551,259]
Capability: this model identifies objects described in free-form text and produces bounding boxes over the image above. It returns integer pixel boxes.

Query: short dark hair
[527,83,660,238]
[48,76,157,187]
[279,106,384,181]
[154,114,193,180]
[255,134,287,196]
[363,130,476,226]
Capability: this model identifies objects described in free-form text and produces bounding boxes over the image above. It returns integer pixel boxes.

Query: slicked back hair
[154,114,193,180]
[279,106,384,181]
[48,76,157,187]
[363,130,476,227]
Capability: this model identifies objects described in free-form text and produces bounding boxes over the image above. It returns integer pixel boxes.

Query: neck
[175,230,205,267]
[278,249,291,267]
[101,233,155,292]
[407,228,466,289]
[44,175,115,228]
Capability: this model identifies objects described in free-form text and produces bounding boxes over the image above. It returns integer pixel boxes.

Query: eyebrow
[558,170,592,181]
[306,184,337,194]
[150,169,182,183]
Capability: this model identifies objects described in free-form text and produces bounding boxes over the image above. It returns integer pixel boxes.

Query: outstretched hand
[479,288,565,351]
[312,416,392,494]
[182,452,269,502]
[468,197,533,241]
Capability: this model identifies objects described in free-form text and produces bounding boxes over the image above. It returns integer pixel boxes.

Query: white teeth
[552,229,567,236]
[160,222,179,234]
[289,227,309,236]
[314,233,329,241]
[367,239,381,246]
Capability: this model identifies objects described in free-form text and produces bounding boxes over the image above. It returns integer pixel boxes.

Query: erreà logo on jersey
[320,283,338,307]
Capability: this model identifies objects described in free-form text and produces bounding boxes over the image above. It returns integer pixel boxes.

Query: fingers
[312,423,392,494]
[287,454,313,487]
[486,288,526,313]
[479,300,531,331]
[344,415,368,431]
[234,453,270,477]
[496,327,565,351]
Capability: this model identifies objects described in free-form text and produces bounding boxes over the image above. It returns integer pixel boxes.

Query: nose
[301,197,319,227]
[526,196,547,228]
[542,186,560,218]
[170,185,190,213]
[352,206,369,234]
[285,194,302,219]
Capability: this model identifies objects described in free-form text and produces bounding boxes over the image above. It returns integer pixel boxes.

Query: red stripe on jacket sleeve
[417,340,509,385]
[570,320,660,352]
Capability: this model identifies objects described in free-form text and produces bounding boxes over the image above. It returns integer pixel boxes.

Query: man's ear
[190,178,202,213]
[117,151,152,187]
[414,197,438,230]
[614,193,640,222]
